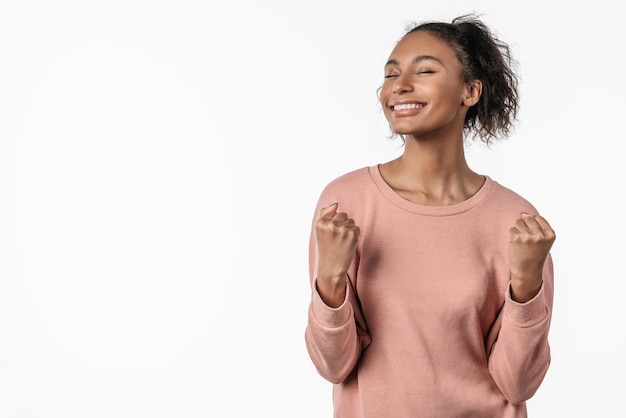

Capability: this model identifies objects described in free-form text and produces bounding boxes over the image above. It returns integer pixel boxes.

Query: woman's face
[380,31,478,139]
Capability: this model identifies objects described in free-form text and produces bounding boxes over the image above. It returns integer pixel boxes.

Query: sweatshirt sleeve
[304,202,371,385]
[487,254,554,404]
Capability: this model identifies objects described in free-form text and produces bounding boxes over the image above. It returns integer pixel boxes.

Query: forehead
[387,31,459,65]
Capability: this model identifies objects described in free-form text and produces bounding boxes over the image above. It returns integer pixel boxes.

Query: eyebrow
[385,55,444,67]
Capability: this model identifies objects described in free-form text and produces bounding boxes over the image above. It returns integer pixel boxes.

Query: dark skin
[316,31,555,307]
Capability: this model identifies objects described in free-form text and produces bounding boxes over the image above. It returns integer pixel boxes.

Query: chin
[389,120,425,135]
[391,127,424,137]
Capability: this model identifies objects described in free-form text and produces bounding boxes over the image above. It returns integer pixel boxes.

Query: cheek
[381,104,393,124]
[433,81,465,103]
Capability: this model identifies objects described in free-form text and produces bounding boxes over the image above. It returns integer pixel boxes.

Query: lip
[388,100,426,116]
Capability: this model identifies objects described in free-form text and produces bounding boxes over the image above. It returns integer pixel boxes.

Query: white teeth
[393,103,423,110]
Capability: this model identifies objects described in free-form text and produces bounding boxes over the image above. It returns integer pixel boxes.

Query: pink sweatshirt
[305,166,553,418]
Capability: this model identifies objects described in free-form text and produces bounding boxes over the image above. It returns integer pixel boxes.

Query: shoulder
[321,166,372,194]
[313,166,378,212]
[486,177,540,216]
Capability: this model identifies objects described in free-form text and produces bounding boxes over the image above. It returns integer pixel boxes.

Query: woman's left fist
[508,213,556,303]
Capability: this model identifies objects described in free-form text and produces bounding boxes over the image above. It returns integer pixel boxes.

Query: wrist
[316,275,347,308]
[510,279,542,303]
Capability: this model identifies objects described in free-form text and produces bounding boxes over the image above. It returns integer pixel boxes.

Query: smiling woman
[304,14,556,417]
[2,1,624,417]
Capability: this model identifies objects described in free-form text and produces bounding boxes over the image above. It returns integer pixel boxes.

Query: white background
[1,0,624,417]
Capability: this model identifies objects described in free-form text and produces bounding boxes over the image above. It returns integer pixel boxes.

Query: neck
[380,133,484,205]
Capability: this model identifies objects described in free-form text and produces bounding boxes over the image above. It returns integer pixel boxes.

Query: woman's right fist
[315,203,360,306]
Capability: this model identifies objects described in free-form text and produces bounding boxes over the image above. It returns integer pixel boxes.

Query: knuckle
[315,219,327,230]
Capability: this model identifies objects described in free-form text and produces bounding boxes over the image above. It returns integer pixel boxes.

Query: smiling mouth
[391,103,425,110]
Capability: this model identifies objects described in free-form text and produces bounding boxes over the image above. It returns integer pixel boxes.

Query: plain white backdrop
[1,0,624,417]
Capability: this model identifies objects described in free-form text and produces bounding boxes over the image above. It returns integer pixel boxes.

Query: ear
[463,80,482,107]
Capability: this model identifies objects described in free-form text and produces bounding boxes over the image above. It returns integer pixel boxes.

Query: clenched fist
[508,213,556,303]
[315,203,361,308]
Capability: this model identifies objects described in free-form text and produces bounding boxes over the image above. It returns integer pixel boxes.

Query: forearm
[488,283,551,404]
[305,282,363,384]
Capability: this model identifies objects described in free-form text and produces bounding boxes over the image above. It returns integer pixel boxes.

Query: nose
[393,73,413,94]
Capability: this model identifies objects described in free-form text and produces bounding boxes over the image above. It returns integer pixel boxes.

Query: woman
[304,14,556,417]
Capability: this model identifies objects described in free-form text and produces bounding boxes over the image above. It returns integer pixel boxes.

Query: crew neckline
[368,165,494,216]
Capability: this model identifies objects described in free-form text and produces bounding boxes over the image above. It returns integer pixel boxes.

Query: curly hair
[387,14,520,146]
